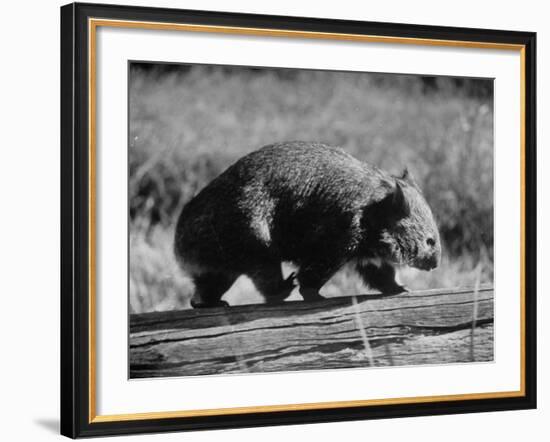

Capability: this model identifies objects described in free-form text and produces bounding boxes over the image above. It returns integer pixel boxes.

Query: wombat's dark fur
[174,141,441,308]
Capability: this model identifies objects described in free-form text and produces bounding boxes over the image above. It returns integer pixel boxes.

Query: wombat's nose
[422,253,440,271]
[429,252,441,270]
[413,254,438,271]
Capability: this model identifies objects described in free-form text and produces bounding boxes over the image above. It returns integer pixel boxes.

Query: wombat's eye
[426,237,436,247]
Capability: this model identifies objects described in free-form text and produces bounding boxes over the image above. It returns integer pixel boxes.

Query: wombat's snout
[413,253,440,271]
[425,253,440,270]
[412,239,441,271]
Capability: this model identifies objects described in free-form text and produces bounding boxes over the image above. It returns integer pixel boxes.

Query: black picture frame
[61,2,537,438]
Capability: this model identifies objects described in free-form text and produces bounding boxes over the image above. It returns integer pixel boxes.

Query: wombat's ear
[362,181,410,228]
[391,181,411,219]
[401,167,419,188]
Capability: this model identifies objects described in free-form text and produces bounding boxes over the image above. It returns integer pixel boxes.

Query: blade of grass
[469,262,482,361]
[352,295,375,367]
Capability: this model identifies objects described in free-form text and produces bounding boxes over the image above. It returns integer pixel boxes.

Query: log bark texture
[130,285,494,378]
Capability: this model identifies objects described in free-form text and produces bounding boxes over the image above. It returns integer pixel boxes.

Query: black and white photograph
[0,0,543,439]
[128,62,494,378]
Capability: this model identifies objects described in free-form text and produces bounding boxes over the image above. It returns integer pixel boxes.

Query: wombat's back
[211,141,392,209]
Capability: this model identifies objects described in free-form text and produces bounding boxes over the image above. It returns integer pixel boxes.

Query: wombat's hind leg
[296,262,341,302]
[247,262,297,304]
[190,272,236,308]
[357,261,407,295]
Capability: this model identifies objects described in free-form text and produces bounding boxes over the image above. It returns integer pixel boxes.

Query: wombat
[174,141,441,308]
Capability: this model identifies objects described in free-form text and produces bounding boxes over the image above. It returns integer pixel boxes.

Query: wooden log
[130,285,494,378]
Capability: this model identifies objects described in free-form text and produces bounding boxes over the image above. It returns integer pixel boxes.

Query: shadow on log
[130,285,494,378]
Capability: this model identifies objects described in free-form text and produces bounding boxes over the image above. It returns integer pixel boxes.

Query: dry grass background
[129,64,493,313]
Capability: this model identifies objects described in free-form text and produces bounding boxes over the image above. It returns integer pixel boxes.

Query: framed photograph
[60,2,536,438]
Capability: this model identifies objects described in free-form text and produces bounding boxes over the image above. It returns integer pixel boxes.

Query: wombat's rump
[174,141,441,308]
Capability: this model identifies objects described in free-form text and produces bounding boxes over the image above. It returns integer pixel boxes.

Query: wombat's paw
[300,288,325,302]
[284,272,298,288]
[380,284,408,296]
[265,297,286,305]
[265,273,297,304]
[190,299,229,309]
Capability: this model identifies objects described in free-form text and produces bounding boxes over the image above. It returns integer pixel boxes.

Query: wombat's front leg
[247,261,297,304]
[297,261,342,302]
[190,272,236,308]
[357,261,407,295]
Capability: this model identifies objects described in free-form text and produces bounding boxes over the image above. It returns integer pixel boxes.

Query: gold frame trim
[88,18,527,424]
